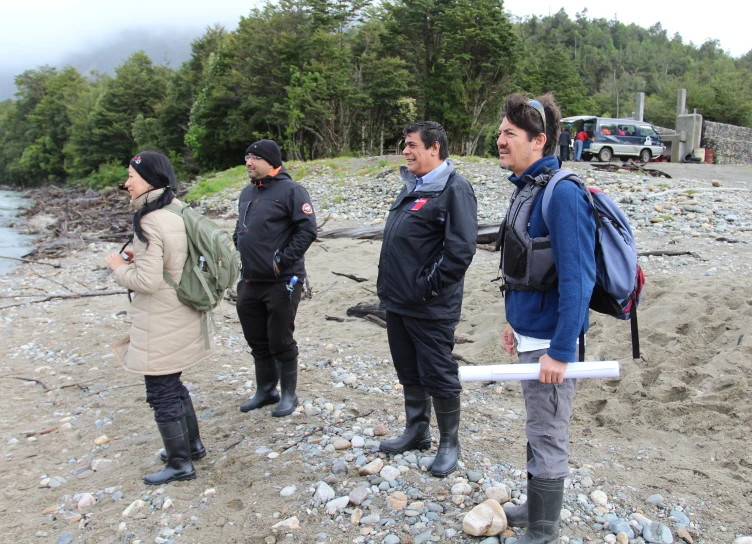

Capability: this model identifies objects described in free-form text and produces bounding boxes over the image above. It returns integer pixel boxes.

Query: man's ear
[430,141,441,156]
[533,133,547,151]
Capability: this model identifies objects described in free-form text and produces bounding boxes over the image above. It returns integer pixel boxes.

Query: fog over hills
[0,27,204,100]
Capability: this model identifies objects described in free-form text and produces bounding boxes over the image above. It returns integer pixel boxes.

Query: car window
[599,123,616,136]
[618,124,636,137]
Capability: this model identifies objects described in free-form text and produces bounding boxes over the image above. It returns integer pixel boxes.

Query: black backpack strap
[578,329,585,362]
[630,301,640,359]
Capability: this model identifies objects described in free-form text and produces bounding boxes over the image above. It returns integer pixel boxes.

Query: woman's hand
[105,252,128,272]
[122,249,135,262]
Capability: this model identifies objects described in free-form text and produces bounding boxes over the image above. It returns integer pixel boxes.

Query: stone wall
[702,121,752,165]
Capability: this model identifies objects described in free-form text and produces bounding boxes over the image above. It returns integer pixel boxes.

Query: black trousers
[559,145,570,161]
[236,280,302,364]
[144,372,190,423]
[385,311,461,398]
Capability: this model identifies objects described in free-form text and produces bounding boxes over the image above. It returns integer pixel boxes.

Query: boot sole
[240,396,280,412]
[144,473,196,485]
[431,463,458,478]
[272,399,298,417]
[379,440,432,454]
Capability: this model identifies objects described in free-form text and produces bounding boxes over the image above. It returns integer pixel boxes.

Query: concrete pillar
[676,89,687,120]
[635,92,645,121]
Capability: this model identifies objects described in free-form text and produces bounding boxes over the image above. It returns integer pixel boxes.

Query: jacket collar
[400,160,456,193]
[129,188,165,211]
[508,155,561,190]
[252,165,292,188]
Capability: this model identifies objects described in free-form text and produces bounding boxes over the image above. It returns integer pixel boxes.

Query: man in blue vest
[496,94,596,543]
[376,121,478,478]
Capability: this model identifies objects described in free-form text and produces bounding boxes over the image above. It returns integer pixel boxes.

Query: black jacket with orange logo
[233,167,317,282]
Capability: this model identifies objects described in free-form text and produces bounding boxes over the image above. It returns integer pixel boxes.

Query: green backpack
[162,203,241,345]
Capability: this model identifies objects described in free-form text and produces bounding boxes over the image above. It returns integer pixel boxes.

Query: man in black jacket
[234,139,317,417]
[376,121,478,477]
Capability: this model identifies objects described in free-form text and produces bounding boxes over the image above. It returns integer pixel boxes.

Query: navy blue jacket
[377,161,477,320]
[504,155,596,362]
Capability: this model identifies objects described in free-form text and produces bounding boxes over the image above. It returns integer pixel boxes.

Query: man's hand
[502,323,516,355]
[105,252,127,272]
[539,353,568,384]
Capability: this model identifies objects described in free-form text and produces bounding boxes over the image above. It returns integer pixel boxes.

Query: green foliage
[184,165,246,202]
[2,3,752,187]
[78,161,128,189]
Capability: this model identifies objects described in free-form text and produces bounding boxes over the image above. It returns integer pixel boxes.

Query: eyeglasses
[244,154,263,162]
[527,99,547,135]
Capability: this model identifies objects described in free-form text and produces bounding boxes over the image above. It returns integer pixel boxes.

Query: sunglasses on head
[527,99,547,135]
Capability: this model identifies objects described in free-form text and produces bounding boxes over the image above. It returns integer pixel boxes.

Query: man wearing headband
[376,121,477,478]
[496,94,596,542]
[233,139,317,418]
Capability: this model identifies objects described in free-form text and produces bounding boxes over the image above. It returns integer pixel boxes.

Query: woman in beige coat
[106,151,214,485]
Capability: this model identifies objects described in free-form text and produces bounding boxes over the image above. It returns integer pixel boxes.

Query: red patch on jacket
[302,203,314,214]
[410,198,428,211]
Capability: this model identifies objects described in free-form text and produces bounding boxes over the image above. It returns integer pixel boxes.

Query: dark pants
[236,280,302,364]
[385,311,460,398]
[144,373,190,423]
[519,349,577,479]
[559,145,570,161]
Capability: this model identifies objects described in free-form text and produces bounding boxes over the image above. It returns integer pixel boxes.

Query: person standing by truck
[558,124,572,161]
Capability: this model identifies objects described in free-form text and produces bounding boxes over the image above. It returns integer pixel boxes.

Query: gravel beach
[1,157,751,544]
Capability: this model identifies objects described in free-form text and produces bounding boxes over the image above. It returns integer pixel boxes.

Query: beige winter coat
[112,189,215,375]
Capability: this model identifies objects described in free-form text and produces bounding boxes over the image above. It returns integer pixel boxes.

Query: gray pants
[520,349,577,479]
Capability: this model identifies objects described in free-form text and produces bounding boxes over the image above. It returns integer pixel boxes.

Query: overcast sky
[1,0,748,74]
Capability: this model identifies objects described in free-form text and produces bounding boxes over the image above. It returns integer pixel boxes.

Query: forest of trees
[1,0,751,187]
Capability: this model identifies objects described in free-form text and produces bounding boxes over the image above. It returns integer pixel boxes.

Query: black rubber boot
[431,395,461,478]
[504,442,533,527]
[144,418,196,485]
[240,358,280,412]
[160,397,206,462]
[379,385,432,454]
[515,477,564,544]
[271,359,298,417]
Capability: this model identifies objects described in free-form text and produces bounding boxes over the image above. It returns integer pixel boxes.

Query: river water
[0,189,37,275]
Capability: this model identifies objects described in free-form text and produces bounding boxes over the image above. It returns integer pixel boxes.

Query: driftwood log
[318,222,501,245]
[346,302,386,321]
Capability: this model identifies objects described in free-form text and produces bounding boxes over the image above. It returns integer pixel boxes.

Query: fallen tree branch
[0,255,61,268]
[325,315,356,322]
[332,271,369,283]
[0,289,127,310]
[452,353,479,366]
[477,243,497,252]
[317,213,332,230]
[5,376,50,390]
[364,314,387,328]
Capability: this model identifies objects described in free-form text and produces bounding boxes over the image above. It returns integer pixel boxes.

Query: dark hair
[131,151,177,246]
[403,121,449,160]
[501,93,561,156]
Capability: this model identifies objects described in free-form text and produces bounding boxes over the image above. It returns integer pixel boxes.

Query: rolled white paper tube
[458,361,620,382]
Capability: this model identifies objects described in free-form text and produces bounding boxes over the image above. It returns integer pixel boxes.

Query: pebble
[349,486,370,505]
[314,482,336,504]
[485,485,510,504]
[280,485,296,497]
[590,490,608,506]
[358,458,383,476]
[272,516,299,530]
[643,521,674,543]
[380,466,400,480]
[56,533,74,544]
[646,494,666,508]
